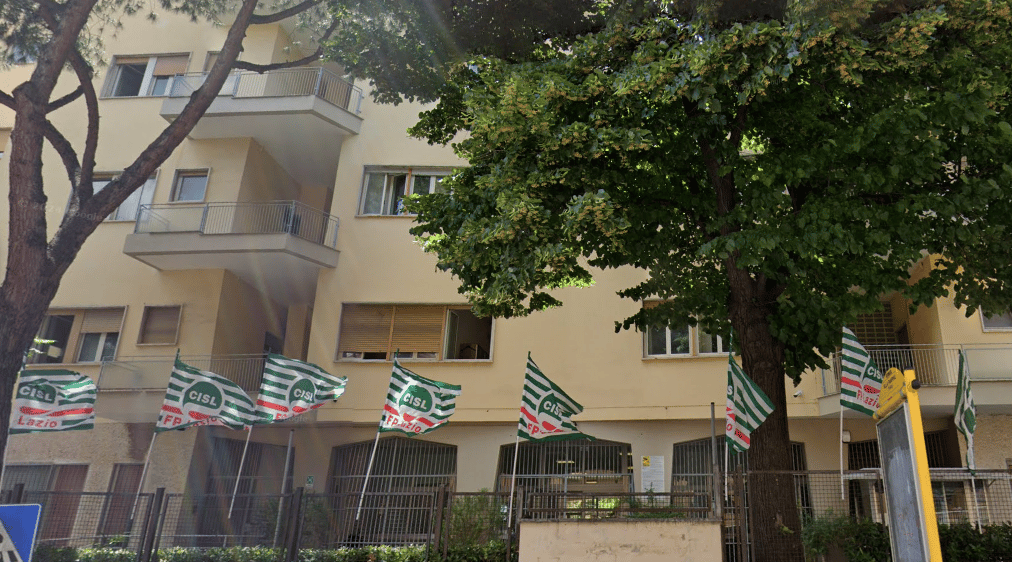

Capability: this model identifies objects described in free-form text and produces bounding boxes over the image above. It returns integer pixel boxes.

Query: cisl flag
[10,370,96,434]
[155,356,256,432]
[518,354,594,441]
[840,327,884,416]
[725,355,774,453]
[255,354,347,423]
[378,359,461,435]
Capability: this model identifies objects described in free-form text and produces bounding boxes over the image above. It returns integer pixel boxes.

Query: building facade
[2,9,1011,544]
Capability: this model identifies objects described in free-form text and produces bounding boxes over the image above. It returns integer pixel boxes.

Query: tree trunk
[727,265,804,562]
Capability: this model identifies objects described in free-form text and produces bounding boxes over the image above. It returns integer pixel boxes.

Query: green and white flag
[518,354,594,441]
[954,350,976,473]
[725,355,774,453]
[155,356,256,432]
[11,370,96,434]
[379,359,460,435]
[840,327,884,416]
[255,354,347,423]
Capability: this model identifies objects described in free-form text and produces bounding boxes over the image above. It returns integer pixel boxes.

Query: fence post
[431,485,448,559]
[284,487,305,562]
[11,483,24,504]
[139,488,165,562]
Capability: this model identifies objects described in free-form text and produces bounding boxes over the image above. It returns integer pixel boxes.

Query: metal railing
[135,201,339,249]
[168,67,363,114]
[819,343,1012,396]
[97,354,268,391]
[10,470,1012,562]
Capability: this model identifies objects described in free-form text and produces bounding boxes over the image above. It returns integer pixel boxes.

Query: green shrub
[446,491,507,548]
[801,514,890,562]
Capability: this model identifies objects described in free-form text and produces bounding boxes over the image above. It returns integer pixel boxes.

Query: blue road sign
[0,504,41,562]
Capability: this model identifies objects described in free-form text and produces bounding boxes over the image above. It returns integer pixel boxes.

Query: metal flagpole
[273,429,295,547]
[840,405,845,500]
[227,425,255,519]
[506,435,521,525]
[128,432,158,530]
[355,430,382,520]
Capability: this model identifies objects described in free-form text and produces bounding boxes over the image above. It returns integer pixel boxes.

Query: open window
[358,167,450,216]
[337,304,491,361]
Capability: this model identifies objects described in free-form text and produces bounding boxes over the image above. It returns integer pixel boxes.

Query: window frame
[980,308,1012,332]
[644,323,727,358]
[357,167,451,216]
[170,169,210,203]
[92,173,158,222]
[103,54,190,98]
[28,308,125,365]
[336,303,493,362]
[137,305,182,346]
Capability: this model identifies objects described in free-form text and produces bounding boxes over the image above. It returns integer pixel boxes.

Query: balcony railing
[168,67,363,114]
[134,201,339,248]
[820,344,1012,396]
[97,354,267,391]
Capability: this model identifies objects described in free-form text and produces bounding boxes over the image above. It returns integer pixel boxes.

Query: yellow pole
[901,369,942,562]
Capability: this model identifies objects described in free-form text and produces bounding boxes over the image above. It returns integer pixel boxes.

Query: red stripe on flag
[19,407,49,415]
[417,417,434,427]
[384,404,400,416]
[840,376,861,388]
[257,399,289,413]
[48,408,93,417]
[520,407,536,423]
[161,405,184,415]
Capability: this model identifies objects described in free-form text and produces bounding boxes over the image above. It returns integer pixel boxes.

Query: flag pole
[273,429,295,547]
[961,350,982,529]
[840,404,845,500]
[129,431,158,532]
[3,347,32,493]
[227,425,255,519]
[355,429,381,520]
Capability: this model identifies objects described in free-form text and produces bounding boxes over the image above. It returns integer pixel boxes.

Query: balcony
[88,354,318,423]
[123,201,338,305]
[817,344,1012,416]
[160,67,363,186]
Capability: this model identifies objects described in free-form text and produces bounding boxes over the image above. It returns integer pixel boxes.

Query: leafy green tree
[406,2,1012,560]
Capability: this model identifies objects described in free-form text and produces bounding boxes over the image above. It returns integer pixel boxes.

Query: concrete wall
[519,520,721,562]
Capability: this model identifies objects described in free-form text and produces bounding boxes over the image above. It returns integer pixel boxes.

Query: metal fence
[168,67,363,114]
[820,344,1012,396]
[12,469,1012,561]
[135,201,340,249]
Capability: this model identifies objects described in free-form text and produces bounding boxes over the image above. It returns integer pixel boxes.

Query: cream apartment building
[2,9,1011,542]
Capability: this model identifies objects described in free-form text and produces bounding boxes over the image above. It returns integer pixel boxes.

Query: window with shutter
[337,304,491,361]
[138,305,181,345]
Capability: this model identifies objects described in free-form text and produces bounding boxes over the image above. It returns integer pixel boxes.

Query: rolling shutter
[390,306,444,355]
[80,308,124,334]
[338,304,394,356]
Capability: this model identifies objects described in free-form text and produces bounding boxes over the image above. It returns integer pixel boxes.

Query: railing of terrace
[820,343,1012,396]
[168,67,363,114]
[134,201,339,249]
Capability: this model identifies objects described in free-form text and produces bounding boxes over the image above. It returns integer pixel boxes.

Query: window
[337,304,491,361]
[2,464,88,544]
[645,324,726,357]
[104,54,189,97]
[359,168,449,215]
[981,308,1012,331]
[138,305,181,345]
[99,464,144,541]
[496,439,633,493]
[329,437,456,545]
[28,308,124,364]
[93,175,157,221]
[171,170,208,202]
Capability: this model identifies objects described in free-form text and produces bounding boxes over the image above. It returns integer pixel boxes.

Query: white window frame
[93,173,158,222]
[980,308,1012,332]
[644,323,727,358]
[104,54,190,98]
[29,308,125,365]
[76,331,120,363]
[170,169,210,202]
[358,167,451,216]
[337,304,493,362]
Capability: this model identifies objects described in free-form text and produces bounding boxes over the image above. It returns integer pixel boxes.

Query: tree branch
[46,86,84,113]
[249,0,323,24]
[233,50,321,72]
[0,90,13,110]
